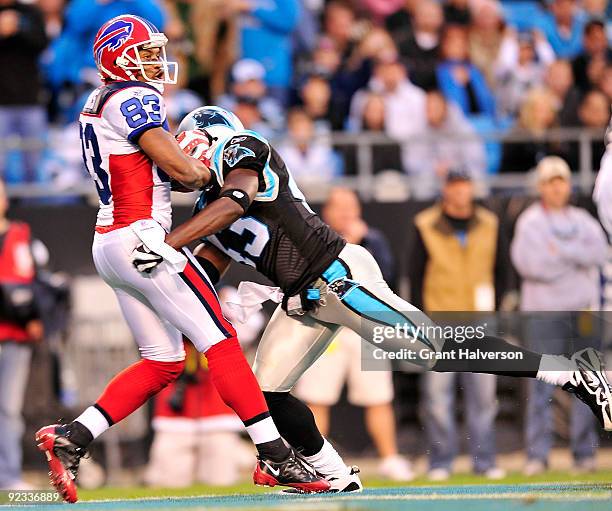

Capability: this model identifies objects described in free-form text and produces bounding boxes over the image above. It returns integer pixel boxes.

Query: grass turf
[75,471,612,501]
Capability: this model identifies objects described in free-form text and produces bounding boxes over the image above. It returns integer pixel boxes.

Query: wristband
[218,188,252,213]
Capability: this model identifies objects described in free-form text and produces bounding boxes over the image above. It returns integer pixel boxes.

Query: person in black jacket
[571,19,612,93]
[0,0,48,183]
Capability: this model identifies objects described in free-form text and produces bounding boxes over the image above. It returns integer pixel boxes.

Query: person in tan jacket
[408,168,512,480]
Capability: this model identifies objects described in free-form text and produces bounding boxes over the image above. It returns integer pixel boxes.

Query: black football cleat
[253,450,331,493]
[562,348,612,431]
[35,424,87,503]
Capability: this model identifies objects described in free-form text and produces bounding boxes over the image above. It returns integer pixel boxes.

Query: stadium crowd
[0,0,611,194]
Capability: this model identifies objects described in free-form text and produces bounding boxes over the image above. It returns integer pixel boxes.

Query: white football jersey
[593,111,612,237]
[79,82,172,233]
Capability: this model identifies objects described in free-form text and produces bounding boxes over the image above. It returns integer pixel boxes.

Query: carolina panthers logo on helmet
[193,110,236,130]
[223,143,256,167]
[94,20,134,64]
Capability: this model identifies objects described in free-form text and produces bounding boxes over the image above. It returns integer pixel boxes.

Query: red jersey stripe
[103,151,154,230]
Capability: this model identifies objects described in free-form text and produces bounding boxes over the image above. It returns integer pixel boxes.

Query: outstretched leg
[310,244,612,430]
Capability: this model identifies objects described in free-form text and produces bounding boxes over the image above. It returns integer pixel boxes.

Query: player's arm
[193,243,232,284]
[139,127,209,189]
[165,168,259,250]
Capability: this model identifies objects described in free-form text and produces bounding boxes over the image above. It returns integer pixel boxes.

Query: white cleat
[327,465,363,493]
[562,348,612,431]
[280,466,362,494]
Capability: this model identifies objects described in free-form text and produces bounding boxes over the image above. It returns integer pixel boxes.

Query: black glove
[131,244,163,273]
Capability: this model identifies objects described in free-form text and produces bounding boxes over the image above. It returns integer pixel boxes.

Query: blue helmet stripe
[129,15,159,33]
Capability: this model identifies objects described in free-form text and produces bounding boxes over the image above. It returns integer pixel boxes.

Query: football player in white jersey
[35,15,328,503]
[594,114,612,237]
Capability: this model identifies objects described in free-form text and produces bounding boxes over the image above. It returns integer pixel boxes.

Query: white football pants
[253,243,444,392]
[92,226,235,362]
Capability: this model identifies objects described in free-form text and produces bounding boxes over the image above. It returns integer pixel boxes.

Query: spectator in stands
[219,59,284,134]
[436,24,497,120]
[494,29,556,118]
[409,169,509,481]
[539,0,586,58]
[570,89,610,168]
[339,92,403,176]
[299,74,334,134]
[351,55,426,141]
[544,59,581,126]
[238,0,299,105]
[444,0,471,26]
[277,108,341,184]
[385,0,416,49]
[159,1,188,90]
[582,0,612,40]
[468,0,505,88]
[337,28,398,130]
[403,91,487,199]
[0,0,48,183]
[396,0,443,90]
[323,0,357,56]
[295,187,415,481]
[511,156,606,475]
[501,88,569,172]
[583,0,609,17]
[597,65,612,101]
[188,0,239,100]
[307,3,377,129]
[38,0,64,40]
[233,97,275,140]
[360,0,404,24]
[360,93,403,174]
[0,180,45,489]
[310,36,342,78]
[292,0,320,60]
[571,19,612,93]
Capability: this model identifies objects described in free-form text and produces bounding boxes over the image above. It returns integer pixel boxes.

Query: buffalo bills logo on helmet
[94,19,134,64]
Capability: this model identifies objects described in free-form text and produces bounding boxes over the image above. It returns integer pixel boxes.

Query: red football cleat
[253,451,331,493]
[35,425,86,504]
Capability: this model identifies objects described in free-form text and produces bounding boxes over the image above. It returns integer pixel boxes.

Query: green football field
[6,472,612,511]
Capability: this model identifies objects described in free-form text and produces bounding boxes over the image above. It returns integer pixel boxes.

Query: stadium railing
[0,127,605,202]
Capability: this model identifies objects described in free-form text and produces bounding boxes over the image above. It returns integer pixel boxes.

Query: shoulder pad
[82,81,160,116]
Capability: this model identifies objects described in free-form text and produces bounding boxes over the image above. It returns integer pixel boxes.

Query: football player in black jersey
[133,106,612,492]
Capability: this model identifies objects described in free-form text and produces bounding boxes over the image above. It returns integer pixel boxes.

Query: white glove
[132,244,163,273]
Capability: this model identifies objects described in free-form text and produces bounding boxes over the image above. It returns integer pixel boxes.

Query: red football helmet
[93,14,177,84]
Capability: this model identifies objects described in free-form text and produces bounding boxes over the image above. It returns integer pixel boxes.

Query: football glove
[132,244,163,273]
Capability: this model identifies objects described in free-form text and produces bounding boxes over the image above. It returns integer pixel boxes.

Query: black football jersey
[197,130,346,296]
